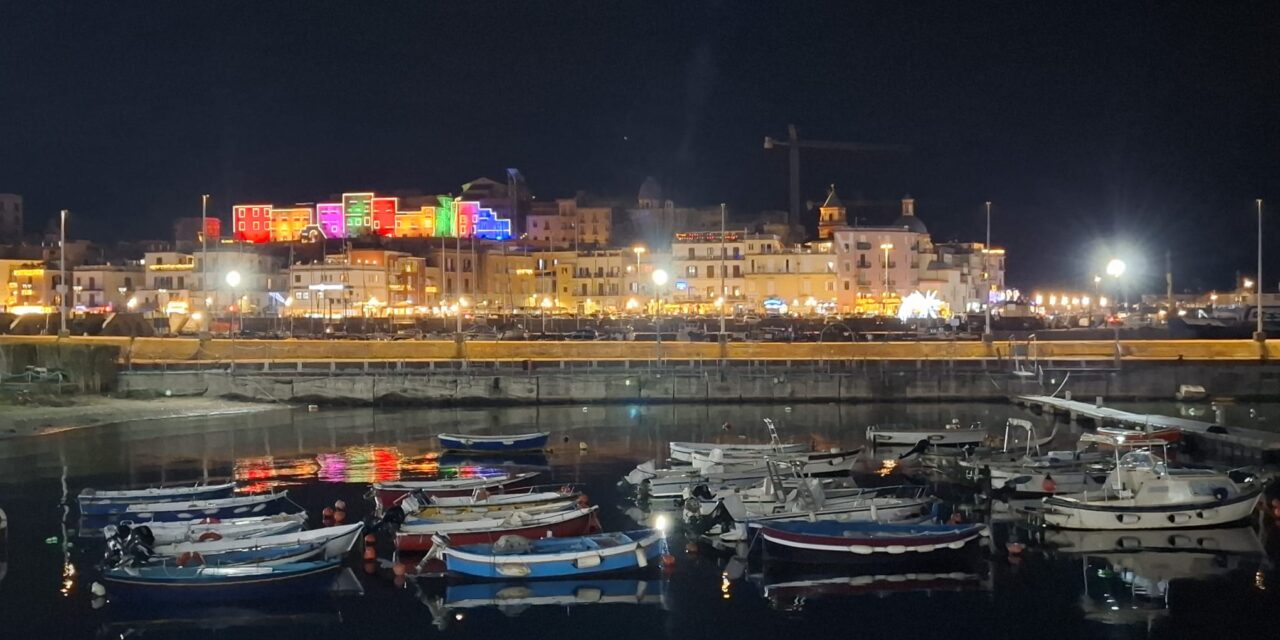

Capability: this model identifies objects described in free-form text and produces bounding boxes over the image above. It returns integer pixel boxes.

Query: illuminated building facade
[233,204,273,243]
[233,192,512,243]
[317,203,345,238]
[269,207,314,243]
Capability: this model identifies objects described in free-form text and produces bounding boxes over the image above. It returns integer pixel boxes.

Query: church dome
[893,196,928,234]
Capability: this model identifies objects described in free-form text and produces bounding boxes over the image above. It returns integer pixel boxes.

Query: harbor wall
[116,360,1280,406]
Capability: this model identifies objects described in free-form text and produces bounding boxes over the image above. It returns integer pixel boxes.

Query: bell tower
[817,184,846,239]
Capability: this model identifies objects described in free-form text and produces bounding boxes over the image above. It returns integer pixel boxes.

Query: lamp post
[984,201,992,337]
[59,209,68,336]
[1256,198,1266,341]
[879,242,893,316]
[283,296,294,335]
[225,270,241,372]
[652,268,669,363]
[719,203,727,339]
[540,296,552,334]
[200,194,209,321]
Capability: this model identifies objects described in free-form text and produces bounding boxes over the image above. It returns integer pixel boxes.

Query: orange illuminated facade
[394,206,436,238]
[269,207,314,243]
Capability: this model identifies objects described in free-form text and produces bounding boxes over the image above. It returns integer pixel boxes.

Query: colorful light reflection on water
[233,446,506,489]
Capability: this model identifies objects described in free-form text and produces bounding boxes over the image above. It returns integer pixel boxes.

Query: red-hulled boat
[395,506,600,552]
[372,472,540,508]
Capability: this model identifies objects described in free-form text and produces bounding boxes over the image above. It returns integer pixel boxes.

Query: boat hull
[115,514,308,545]
[94,493,295,524]
[373,474,538,508]
[759,521,986,559]
[1040,487,1262,530]
[79,484,237,516]
[670,441,809,463]
[441,530,664,579]
[438,432,550,453]
[396,508,600,552]
[101,561,342,603]
[866,428,986,447]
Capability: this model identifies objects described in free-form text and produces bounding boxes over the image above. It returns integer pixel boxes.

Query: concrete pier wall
[117,360,1280,406]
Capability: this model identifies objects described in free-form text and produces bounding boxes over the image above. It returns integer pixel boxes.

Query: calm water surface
[0,402,1276,639]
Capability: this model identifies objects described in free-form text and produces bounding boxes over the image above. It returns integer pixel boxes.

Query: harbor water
[0,401,1277,639]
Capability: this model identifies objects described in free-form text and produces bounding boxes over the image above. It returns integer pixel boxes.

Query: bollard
[1095,396,1103,408]
[1064,391,1072,402]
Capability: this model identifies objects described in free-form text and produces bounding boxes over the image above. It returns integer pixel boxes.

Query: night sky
[2,1,1278,293]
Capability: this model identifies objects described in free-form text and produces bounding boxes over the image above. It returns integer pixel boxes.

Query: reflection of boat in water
[97,602,343,637]
[1054,526,1267,627]
[421,579,669,627]
[0,506,7,586]
[439,453,550,469]
[751,555,989,612]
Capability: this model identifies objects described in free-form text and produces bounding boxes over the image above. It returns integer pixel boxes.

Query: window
[687,248,695,258]
[733,247,741,258]
[294,274,301,283]
[238,222,246,231]
[843,281,850,290]
[732,265,741,277]
[706,266,714,278]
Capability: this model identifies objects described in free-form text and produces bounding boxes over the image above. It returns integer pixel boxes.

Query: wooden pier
[1014,394,1280,464]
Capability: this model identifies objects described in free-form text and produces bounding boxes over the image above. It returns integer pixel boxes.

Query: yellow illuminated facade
[269,207,314,243]
[394,206,436,238]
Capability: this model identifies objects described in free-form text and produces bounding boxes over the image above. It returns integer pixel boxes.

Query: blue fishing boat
[435,529,665,579]
[98,492,295,523]
[79,483,237,516]
[140,542,327,568]
[99,559,343,603]
[437,432,550,453]
[757,520,987,559]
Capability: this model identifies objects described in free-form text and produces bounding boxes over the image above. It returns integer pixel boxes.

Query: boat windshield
[1117,451,1165,474]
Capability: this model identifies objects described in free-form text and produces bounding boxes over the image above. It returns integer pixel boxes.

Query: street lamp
[283,296,294,335]
[984,201,992,336]
[457,296,468,335]
[879,243,893,315]
[1105,258,1126,309]
[652,268,669,362]
[1256,198,1265,341]
[540,296,552,334]
[225,270,241,372]
[58,209,68,336]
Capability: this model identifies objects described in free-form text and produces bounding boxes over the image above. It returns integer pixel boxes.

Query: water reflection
[0,402,1275,640]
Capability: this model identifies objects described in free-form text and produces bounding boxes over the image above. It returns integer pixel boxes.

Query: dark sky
[3,1,1279,292]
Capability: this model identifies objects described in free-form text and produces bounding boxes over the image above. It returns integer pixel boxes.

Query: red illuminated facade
[371,196,398,237]
[234,204,273,243]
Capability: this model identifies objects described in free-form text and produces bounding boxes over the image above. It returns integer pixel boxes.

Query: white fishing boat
[669,418,811,462]
[866,419,987,447]
[104,513,308,545]
[1039,447,1263,530]
[642,454,858,499]
[152,522,364,560]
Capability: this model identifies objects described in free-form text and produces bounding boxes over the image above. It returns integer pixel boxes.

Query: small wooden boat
[434,529,664,579]
[100,559,342,603]
[866,420,988,447]
[104,513,309,545]
[669,441,810,463]
[438,432,550,453]
[78,483,238,516]
[758,520,987,558]
[402,490,579,519]
[372,472,540,508]
[396,506,600,552]
[152,522,364,560]
[100,492,296,523]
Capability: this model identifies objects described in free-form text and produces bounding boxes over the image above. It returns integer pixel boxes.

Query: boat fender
[846,545,874,555]
[633,549,647,568]
[176,551,204,567]
[197,531,222,542]
[90,582,107,597]
[576,495,590,508]
[1041,475,1057,494]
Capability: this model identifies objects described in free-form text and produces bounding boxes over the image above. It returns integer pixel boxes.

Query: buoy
[1272,505,1280,520]
[197,531,223,542]
[576,495,590,507]
[363,561,377,575]
[660,554,676,568]
[334,500,347,511]
[90,582,107,597]
[393,563,407,577]
[363,534,377,545]
[578,442,588,451]
[362,547,377,561]
[322,507,335,518]
[334,509,347,524]
[177,552,193,567]
[1041,475,1057,494]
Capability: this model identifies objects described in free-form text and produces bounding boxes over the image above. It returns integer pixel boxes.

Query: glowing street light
[652,269,669,360]
[1105,259,1125,279]
[225,270,242,288]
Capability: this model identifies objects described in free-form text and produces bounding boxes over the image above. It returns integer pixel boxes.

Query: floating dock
[1014,394,1280,464]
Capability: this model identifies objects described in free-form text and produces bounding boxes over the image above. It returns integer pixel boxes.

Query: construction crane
[764,124,909,229]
